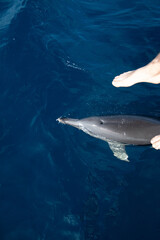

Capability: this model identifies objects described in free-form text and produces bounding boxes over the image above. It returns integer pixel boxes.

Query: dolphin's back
[101,115,160,145]
[57,115,160,146]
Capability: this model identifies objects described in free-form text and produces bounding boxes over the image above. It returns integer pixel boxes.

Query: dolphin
[57,115,160,161]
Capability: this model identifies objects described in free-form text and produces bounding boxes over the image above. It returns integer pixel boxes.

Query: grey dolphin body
[57,115,160,161]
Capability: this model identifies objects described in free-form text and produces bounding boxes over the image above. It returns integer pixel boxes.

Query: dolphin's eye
[100,120,104,124]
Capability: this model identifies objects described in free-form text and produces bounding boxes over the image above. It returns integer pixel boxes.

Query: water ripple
[0,0,27,31]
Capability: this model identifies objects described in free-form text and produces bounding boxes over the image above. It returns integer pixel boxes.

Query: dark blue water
[1,0,160,239]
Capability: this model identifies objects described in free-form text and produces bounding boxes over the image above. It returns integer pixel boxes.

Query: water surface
[0,0,160,239]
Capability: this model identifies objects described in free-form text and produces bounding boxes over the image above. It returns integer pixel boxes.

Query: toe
[112,80,120,87]
[151,135,160,144]
[151,135,160,150]
[152,142,160,150]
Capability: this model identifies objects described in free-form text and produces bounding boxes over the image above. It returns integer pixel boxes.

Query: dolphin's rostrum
[57,115,160,161]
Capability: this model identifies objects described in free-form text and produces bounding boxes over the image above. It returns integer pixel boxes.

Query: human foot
[112,69,142,87]
[112,53,160,87]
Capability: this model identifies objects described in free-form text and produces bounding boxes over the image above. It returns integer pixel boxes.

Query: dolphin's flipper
[107,140,129,162]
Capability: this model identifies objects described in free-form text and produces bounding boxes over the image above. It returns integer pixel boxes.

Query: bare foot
[151,135,160,150]
[112,53,160,87]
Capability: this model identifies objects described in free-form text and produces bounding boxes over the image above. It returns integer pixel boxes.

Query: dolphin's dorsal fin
[107,140,129,162]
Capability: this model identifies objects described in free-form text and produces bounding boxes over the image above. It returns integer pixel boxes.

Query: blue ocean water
[1,0,160,239]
